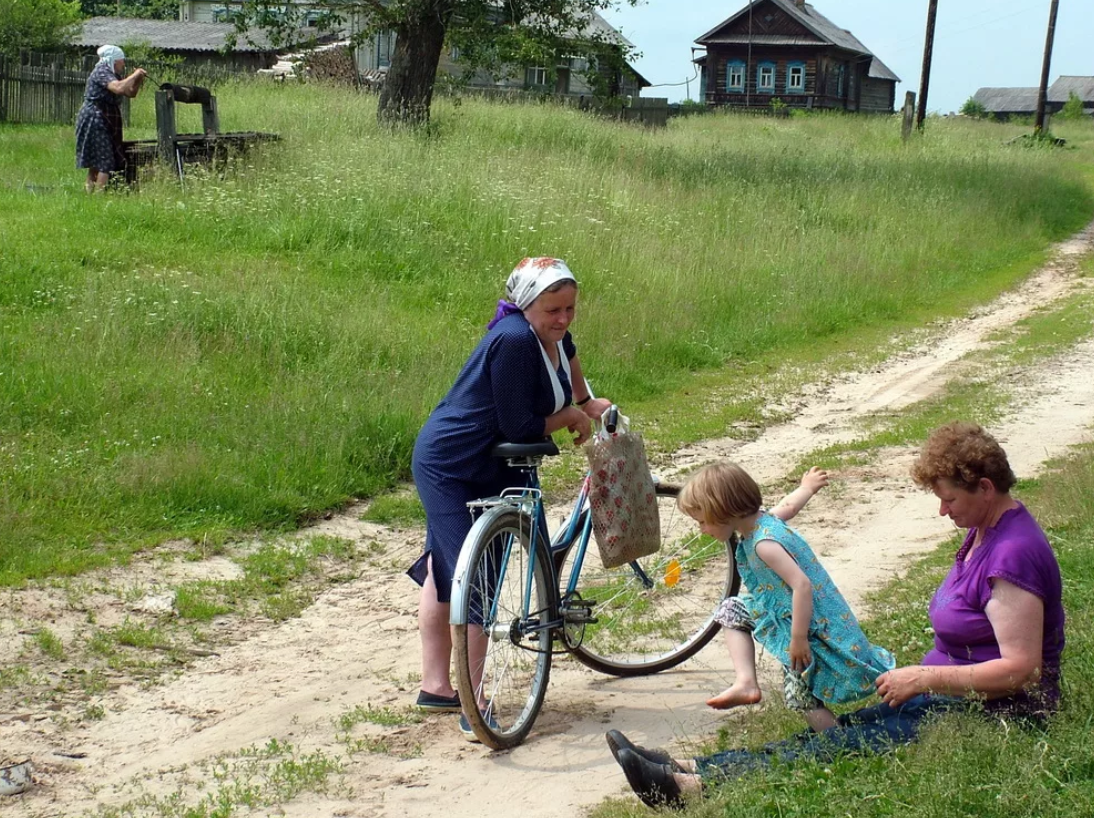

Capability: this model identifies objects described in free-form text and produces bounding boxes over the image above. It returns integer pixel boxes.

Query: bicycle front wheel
[565,484,734,676]
[452,506,554,749]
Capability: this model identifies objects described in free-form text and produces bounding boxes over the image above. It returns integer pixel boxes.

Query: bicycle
[449,411,741,749]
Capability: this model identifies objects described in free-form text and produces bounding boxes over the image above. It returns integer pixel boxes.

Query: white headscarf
[505,257,577,309]
[97,45,125,66]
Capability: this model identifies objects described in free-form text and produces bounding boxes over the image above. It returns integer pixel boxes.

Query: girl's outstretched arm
[755,539,814,671]
[771,467,829,522]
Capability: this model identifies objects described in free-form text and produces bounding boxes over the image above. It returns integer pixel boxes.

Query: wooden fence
[0,53,128,126]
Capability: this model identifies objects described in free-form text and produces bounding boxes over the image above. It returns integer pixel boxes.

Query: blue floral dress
[736,513,894,705]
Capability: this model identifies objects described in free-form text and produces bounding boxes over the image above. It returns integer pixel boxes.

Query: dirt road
[4,223,1094,818]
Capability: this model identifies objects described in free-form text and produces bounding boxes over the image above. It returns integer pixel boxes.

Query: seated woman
[608,421,1065,808]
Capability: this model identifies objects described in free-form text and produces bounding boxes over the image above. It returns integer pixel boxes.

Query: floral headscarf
[488,257,577,328]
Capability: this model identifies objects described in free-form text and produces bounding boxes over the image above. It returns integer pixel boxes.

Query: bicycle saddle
[491,440,560,459]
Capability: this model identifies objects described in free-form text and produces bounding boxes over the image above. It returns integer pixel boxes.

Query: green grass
[591,444,1094,818]
[2,87,1093,585]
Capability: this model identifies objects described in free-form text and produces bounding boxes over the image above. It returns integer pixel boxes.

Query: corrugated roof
[972,87,1039,113]
[1048,75,1094,103]
[72,16,282,53]
[696,0,899,81]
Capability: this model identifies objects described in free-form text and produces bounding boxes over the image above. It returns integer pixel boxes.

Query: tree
[0,0,81,56]
[959,96,987,119]
[79,0,179,19]
[231,0,640,127]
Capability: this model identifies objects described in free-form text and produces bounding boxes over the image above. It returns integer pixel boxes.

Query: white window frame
[758,62,775,93]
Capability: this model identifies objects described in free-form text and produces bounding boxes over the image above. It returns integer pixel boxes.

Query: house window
[757,61,775,93]
[449,46,460,61]
[787,62,805,93]
[526,66,549,88]
[212,5,229,22]
[726,60,745,93]
[836,63,846,98]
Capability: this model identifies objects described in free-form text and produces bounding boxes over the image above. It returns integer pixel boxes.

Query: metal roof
[1048,75,1094,103]
[971,87,1039,113]
[696,0,899,82]
[72,16,283,53]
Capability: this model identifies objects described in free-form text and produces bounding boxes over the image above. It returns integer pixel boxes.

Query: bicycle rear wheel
[564,484,734,676]
[452,506,554,749]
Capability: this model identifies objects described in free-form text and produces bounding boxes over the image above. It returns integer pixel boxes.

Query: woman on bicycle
[408,257,612,723]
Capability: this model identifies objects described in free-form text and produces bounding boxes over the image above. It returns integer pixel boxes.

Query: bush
[960,96,988,119]
[1059,91,1087,121]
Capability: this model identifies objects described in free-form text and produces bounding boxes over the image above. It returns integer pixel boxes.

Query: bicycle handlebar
[604,404,619,434]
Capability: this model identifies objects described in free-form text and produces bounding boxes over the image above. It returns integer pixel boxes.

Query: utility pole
[1034,0,1060,133]
[916,0,939,130]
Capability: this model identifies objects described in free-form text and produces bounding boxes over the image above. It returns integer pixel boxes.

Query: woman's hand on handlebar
[582,397,613,420]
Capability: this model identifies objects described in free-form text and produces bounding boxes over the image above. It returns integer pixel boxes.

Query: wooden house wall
[859,75,894,113]
[704,46,894,113]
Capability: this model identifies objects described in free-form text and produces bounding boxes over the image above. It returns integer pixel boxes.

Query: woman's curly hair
[910,421,1016,493]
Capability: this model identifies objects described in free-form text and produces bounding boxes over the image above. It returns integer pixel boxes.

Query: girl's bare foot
[707,682,762,709]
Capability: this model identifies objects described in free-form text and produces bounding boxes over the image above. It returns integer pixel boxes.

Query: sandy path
[5,223,1094,818]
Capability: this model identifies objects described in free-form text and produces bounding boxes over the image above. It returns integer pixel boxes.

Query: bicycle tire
[452,506,554,749]
[564,483,736,676]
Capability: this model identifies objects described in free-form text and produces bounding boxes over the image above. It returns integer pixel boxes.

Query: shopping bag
[585,427,660,569]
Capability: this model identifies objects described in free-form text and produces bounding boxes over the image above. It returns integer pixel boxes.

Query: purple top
[923,502,1065,716]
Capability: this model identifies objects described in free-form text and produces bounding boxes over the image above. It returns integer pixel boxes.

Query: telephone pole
[1034,0,1060,133]
[916,0,939,130]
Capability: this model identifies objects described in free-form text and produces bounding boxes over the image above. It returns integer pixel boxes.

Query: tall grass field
[1,81,1093,584]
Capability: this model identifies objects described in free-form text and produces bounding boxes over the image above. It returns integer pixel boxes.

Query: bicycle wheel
[563,484,735,676]
[452,506,554,749]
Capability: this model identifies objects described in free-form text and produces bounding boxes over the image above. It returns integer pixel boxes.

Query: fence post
[901,91,916,141]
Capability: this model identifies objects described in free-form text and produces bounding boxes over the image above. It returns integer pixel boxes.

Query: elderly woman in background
[607,421,1065,809]
[408,258,612,736]
[75,45,147,192]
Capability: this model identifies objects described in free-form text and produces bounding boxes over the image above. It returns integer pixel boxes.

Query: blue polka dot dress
[75,62,125,172]
[409,312,576,602]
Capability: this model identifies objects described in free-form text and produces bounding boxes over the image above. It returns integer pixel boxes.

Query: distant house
[440,11,650,99]
[970,77,1094,121]
[72,16,283,72]
[694,0,899,113]
[1049,76,1094,115]
[970,87,1040,120]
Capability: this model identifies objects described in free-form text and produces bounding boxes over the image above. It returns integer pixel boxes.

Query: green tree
[79,0,179,20]
[0,0,81,56]
[960,96,987,119]
[1058,91,1086,121]
[231,0,639,127]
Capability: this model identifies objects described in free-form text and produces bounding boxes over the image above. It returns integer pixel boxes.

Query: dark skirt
[75,102,124,172]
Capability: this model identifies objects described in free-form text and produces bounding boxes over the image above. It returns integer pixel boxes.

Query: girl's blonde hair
[677,461,762,524]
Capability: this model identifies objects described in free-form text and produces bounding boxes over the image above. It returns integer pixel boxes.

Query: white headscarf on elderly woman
[97,45,126,68]
[487,257,577,328]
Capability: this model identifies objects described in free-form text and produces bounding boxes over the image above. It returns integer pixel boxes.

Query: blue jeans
[695,694,961,781]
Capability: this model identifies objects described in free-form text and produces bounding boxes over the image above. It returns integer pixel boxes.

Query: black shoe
[606,729,684,773]
[617,749,686,809]
[415,689,461,712]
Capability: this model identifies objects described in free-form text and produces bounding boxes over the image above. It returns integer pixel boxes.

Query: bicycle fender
[449,505,523,626]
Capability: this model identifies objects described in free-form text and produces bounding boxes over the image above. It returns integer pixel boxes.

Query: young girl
[679,462,894,731]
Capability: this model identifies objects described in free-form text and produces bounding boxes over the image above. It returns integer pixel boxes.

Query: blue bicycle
[450,416,739,749]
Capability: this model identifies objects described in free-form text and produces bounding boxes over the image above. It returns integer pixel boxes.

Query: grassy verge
[591,442,1094,818]
[2,87,1093,585]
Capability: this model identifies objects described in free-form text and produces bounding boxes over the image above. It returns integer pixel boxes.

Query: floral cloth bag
[584,420,660,569]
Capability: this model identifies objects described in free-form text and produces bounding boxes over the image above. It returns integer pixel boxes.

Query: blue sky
[602,0,1092,113]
